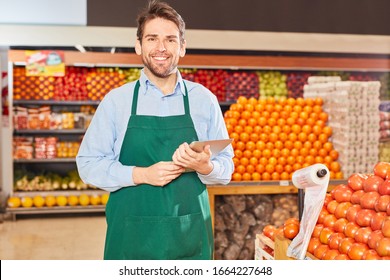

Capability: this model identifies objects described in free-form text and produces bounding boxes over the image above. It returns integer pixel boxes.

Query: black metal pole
[298,189,304,221]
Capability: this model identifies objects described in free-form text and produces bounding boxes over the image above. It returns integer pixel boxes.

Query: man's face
[136,17,186,78]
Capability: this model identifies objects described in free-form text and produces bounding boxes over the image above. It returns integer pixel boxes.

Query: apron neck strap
[131,80,190,115]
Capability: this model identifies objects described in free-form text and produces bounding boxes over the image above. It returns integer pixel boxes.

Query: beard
[142,55,178,78]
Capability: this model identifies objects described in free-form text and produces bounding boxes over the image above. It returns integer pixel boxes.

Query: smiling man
[76,0,234,260]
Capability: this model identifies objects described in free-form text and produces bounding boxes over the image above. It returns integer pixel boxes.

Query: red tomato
[313,244,329,260]
[347,173,367,191]
[348,242,369,260]
[338,237,355,255]
[328,232,345,250]
[317,208,329,224]
[322,249,340,260]
[323,214,337,228]
[355,209,375,227]
[367,230,384,249]
[363,175,384,193]
[344,222,360,238]
[333,218,348,233]
[319,227,334,245]
[362,249,381,260]
[360,191,380,210]
[378,180,390,196]
[326,200,339,214]
[350,190,365,204]
[382,217,390,238]
[312,224,324,238]
[307,237,321,254]
[283,223,299,240]
[334,253,350,260]
[262,224,277,240]
[375,195,390,212]
[346,204,362,222]
[370,212,387,231]
[373,162,390,180]
[354,227,372,244]
[331,184,353,203]
[375,237,390,257]
[334,202,352,219]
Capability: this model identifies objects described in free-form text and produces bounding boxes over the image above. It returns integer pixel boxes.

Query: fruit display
[224,96,342,181]
[225,71,259,101]
[12,66,140,101]
[6,192,109,208]
[286,71,312,98]
[257,71,287,99]
[304,77,380,175]
[13,170,95,191]
[260,162,390,260]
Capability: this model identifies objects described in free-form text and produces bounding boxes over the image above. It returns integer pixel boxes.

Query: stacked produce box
[304,77,381,175]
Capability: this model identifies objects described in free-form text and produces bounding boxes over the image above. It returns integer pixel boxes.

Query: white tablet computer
[189,139,233,155]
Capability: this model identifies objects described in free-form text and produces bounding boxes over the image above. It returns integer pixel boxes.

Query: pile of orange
[224,96,343,181]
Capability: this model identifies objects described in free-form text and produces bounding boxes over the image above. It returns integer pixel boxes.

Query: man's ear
[135,39,142,55]
[180,39,186,57]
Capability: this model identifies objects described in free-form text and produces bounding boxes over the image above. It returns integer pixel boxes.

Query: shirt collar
[138,69,186,96]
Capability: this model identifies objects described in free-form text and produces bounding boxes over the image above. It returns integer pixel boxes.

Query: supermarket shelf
[13,100,100,106]
[11,189,106,197]
[14,158,76,163]
[14,129,86,134]
[6,205,105,215]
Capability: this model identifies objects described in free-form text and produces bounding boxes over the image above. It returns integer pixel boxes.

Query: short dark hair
[136,0,186,44]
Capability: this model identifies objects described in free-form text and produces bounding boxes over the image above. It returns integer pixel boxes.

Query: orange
[300,147,309,157]
[284,164,293,174]
[252,172,261,181]
[307,133,317,142]
[262,172,272,181]
[234,149,243,159]
[286,156,295,165]
[319,112,328,122]
[249,157,258,166]
[312,105,323,113]
[237,96,248,105]
[282,125,292,134]
[252,111,261,119]
[271,172,280,180]
[323,126,332,137]
[235,141,246,151]
[265,142,275,150]
[238,119,247,127]
[101,193,110,205]
[241,110,251,120]
[247,118,257,127]
[318,133,329,144]
[232,172,242,181]
[329,150,339,160]
[305,155,315,165]
[239,132,250,143]
[234,125,244,134]
[284,140,294,150]
[265,164,275,173]
[269,133,278,143]
[309,148,318,157]
[21,197,33,208]
[7,197,21,208]
[323,141,333,152]
[318,148,328,157]
[280,172,290,180]
[244,103,254,112]
[268,157,278,166]
[290,148,300,157]
[256,141,266,151]
[258,116,267,126]
[242,172,251,181]
[296,155,305,164]
[293,163,302,171]
[230,132,240,143]
[278,132,288,142]
[256,164,265,173]
[248,97,258,105]
[303,141,312,149]
[286,97,296,106]
[280,148,290,157]
[240,157,249,166]
[253,125,262,134]
[288,133,298,142]
[262,125,272,134]
[68,195,79,206]
[233,157,240,166]
[56,195,67,207]
[246,141,256,151]
[236,165,246,174]
[33,195,45,208]
[275,164,284,173]
[246,164,255,174]
[277,118,286,127]
[79,194,90,206]
[278,156,287,166]
[272,125,282,134]
[274,140,284,150]
[243,150,252,159]
[270,111,279,120]
[330,162,341,172]
[252,149,262,158]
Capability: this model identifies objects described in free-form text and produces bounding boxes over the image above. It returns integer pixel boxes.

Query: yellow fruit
[21,196,33,208]
[33,195,45,207]
[45,195,57,207]
[7,197,21,208]
[56,195,68,207]
[79,194,90,206]
[101,193,109,205]
[89,194,101,206]
[68,195,79,206]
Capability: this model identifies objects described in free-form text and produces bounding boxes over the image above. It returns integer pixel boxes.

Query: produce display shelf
[14,129,87,134]
[6,205,105,215]
[14,158,76,163]
[13,100,100,106]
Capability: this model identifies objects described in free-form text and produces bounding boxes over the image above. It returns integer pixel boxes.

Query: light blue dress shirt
[76,69,234,192]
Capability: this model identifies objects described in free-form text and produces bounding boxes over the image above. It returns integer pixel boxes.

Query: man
[76,0,234,260]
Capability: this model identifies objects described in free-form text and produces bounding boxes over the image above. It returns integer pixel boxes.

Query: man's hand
[172,142,213,175]
[133,161,185,187]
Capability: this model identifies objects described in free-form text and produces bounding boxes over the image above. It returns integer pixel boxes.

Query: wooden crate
[255,233,317,260]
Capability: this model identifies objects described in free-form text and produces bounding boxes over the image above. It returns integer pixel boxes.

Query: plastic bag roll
[287,163,330,260]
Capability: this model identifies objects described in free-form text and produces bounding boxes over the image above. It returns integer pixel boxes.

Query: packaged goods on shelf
[304,78,380,175]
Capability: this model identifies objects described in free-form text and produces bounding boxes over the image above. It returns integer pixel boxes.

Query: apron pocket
[123,212,203,260]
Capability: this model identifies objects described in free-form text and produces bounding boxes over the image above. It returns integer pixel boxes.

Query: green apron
[104,80,213,260]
